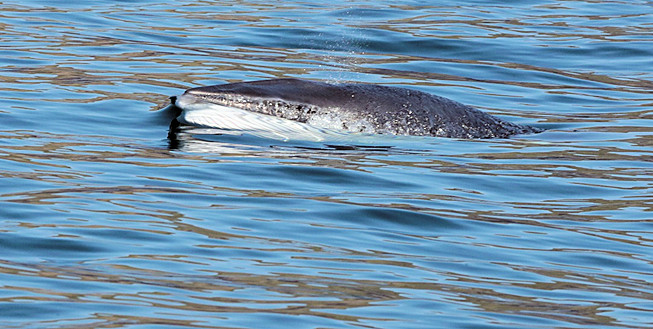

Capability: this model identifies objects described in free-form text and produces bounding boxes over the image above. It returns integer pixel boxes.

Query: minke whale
[170,78,540,140]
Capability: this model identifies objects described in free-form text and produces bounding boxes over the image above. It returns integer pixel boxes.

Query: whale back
[181,78,539,138]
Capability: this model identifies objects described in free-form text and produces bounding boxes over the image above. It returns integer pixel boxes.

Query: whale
[170,78,540,140]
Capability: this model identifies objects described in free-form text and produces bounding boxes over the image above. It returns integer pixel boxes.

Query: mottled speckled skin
[178,78,540,139]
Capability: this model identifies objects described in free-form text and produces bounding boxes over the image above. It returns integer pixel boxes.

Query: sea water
[0,1,651,328]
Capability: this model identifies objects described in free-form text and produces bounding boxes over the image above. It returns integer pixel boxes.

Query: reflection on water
[1,0,652,328]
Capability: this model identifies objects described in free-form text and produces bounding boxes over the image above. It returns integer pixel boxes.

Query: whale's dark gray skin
[172,78,540,139]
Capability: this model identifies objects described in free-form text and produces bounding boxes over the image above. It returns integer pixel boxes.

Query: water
[1,1,652,328]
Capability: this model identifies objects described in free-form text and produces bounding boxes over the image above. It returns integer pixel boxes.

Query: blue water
[1,1,652,328]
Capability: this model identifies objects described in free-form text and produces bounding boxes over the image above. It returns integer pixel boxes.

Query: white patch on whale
[175,93,347,141]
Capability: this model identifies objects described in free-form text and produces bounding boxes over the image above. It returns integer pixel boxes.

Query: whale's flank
[173,78,540,139]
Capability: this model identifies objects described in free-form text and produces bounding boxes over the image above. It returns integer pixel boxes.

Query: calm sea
[1,1,652,328]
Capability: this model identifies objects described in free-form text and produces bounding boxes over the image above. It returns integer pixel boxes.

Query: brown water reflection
[2,250,647,328]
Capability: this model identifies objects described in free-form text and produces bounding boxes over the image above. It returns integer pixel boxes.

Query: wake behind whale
[170,78,540,141]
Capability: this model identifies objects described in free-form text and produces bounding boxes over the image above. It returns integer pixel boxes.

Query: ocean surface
[1,1,652,328]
